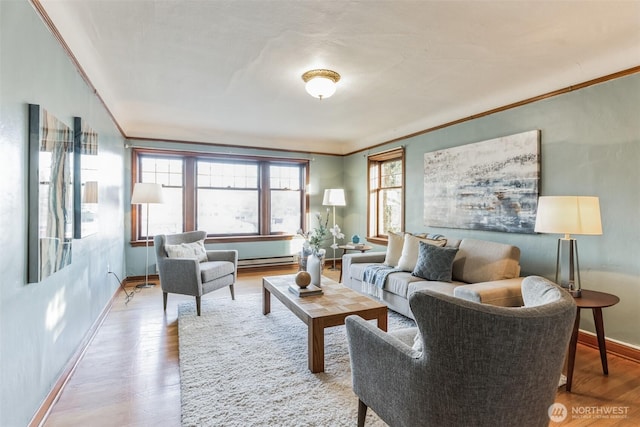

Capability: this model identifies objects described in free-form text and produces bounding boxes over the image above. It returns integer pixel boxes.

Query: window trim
[367,147,405,245]
[131,148,309,245]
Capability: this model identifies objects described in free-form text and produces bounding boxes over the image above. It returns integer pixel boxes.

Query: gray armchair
[345,276,576,427]
[154,231,238,316]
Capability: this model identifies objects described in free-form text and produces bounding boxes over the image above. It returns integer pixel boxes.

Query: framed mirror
[73,117,99,238]
[28,104,74,283]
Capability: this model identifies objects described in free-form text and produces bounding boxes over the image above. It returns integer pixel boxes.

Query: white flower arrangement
[329,224,345,249]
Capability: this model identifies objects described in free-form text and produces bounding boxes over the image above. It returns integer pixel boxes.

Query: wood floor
[43,267,640,426]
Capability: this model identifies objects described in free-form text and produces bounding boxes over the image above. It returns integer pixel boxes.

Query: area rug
[178,293,415,426]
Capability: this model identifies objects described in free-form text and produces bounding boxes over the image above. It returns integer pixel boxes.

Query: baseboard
[121,262,343,281]
[578,330,640,364]
[28,285,122,427]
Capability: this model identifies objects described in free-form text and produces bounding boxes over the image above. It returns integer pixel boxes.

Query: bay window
[131,149,308,243]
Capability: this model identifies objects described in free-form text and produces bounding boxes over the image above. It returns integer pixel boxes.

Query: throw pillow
[397,234,446,272]
[164,240,208,263]
[383,231,405,267]
[412,242,459,282]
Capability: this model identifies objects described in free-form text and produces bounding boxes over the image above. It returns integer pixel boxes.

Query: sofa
[342,234,524,318]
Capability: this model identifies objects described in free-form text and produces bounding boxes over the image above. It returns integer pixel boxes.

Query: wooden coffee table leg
[262,283,271,315]
[378,309,388,332]
[309,319,324,373]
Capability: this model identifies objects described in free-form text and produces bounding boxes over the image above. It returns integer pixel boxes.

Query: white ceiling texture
[38,0,640,155]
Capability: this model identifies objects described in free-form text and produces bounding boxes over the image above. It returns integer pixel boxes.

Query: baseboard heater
[238,255,297,269]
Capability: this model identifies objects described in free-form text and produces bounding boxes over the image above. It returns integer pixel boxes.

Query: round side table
[566,289,619,392]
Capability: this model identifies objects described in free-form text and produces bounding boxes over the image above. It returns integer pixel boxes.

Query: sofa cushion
[408,280,466,298]
[385,271,424,298]
[383,231,405,267]
[412,242,459,282]
[453,278,524,306]
[397,234,446,272]
[451,238,520,283]
[200,260,235,283]
[164,240,208,262]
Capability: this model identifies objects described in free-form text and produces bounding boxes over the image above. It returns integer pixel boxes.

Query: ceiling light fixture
[301,69,341,100]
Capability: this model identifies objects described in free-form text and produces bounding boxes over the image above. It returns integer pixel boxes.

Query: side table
[338,244,373,282]
[566,289,620,392]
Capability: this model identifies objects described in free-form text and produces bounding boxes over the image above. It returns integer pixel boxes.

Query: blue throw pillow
[411,242,459,282]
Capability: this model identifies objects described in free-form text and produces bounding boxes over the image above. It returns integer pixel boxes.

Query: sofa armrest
[343,251,386,264]
[453,277,524,307]
[341,252,386,286]
[342,251,385,274]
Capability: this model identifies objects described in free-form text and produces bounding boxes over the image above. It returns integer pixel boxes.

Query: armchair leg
[229,284,235,300]
[196,296,201,316]
[357,399,368,427]
[163,292,168,311]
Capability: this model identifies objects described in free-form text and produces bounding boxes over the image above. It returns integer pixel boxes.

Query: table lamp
[534,196,602,297]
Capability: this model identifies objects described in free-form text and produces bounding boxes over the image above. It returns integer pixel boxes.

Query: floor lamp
[131,182,164,288]
[323,188,346,271]
[534,196,602,298]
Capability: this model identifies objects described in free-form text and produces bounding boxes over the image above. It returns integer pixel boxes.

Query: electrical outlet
[107,263,110,274]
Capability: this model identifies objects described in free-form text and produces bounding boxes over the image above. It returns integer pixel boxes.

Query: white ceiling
[38,0,640,155]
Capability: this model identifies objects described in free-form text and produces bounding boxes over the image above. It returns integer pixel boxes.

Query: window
[132,149,308,243]
[138,156,184,237]
[197,160,259,235]
[269,164,303,234]
[368,147,404,242]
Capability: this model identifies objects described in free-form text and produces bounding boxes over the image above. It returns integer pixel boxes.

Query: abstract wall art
[423,130,540,234]
[73,117,99,239]
[28,104,74,282]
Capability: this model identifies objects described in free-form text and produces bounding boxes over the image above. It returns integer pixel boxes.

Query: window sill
[366,237,389,246]
[130,234,296,247]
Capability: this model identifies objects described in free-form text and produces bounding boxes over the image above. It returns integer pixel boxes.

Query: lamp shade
[131,182,164,204]
[534,196,602,237]
[305,77,337,99]
[322,188,346,206]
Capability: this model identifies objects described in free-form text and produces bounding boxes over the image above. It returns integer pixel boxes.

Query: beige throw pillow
[383,231,405,267]
[164,240,208,263]
[397,234,446,272]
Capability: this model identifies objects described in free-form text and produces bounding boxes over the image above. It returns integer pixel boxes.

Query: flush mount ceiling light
[301,69,341,100]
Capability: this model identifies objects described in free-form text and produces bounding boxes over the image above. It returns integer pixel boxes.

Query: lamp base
[135,282,156,289]
[570,288,582,298]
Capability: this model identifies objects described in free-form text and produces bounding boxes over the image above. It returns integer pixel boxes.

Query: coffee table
[262,274,387,373]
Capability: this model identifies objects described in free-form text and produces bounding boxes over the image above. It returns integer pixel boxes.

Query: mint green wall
[124,140,344,276]
[0,1,126,425]
[345,74,640,347]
